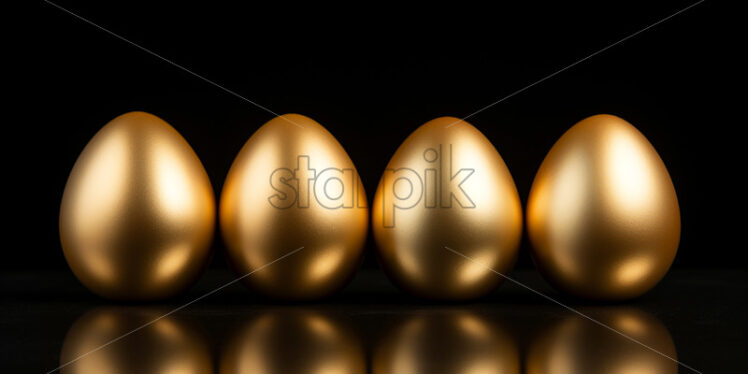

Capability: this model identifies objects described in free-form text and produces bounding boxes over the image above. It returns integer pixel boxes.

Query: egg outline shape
[59,111,216,301]
[219,114,368,300]
[527,114,681,300]
[372,117,523,300]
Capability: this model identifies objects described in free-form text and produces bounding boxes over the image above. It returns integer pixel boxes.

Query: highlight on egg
[219,114,368,300]
[59,111,215,300]
[372,117,523,300]
[527,114,680,300]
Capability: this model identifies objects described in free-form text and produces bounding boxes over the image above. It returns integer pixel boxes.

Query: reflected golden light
[306,245,346,283]
[605,127,656,214]
[526,308,677,374]
[60,307,212,374]
[220,310,365,374]
[153,243,194,282]
[306,314,338,338]
[615,314,648,336]
[394,247,426,282]
[545,145,589,248]
[456,313,493,340]
[153,144,194,217]
[615,256,654,286]
[69,125,130,235]
[373,311,519,374]
[457,249,496,285]
[613,363,663,374]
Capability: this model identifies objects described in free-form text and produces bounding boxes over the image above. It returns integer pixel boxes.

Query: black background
[15,0,742,273]
[5,2,746,372]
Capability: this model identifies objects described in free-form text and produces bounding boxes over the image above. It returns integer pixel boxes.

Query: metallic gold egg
[372,117,523,300]
[527,114,680,300]
[60,307,213,374]
[220,114,368,299]
[60,111,215,300]
[373,311,520,374]
[526,308,677,374]
[220,310,365,374]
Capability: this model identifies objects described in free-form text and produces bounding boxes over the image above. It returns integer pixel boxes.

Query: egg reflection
[220,310,365,374]
[373,311,519,374]
[60,307,212,374]
[526,308,677,374]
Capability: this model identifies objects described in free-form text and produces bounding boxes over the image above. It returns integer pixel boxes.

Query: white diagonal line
[45,246,305,374]
[445,0,706,128]
[444,245,703,374]
[43,0,304,128]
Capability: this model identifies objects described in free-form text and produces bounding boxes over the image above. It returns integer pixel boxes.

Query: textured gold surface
[373,311,519,374]
[372,117,522,300]
[220,114,368,299]
[60,307,212,374]
[526,308,677,374]
[220,310,365,374]
[59,112,215,300]
[527,114,680,300]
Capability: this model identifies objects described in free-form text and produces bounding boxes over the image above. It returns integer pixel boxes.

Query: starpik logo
[267,144,475,227]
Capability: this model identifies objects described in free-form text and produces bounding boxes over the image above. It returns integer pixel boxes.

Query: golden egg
[60,307,213,374]
[220,114,368,299]
[59,111,215,300]
[527,114,680,300]
[372,117,522,300]
[220,310,366,374]
[373,311,519,374]
[526,308,677,374]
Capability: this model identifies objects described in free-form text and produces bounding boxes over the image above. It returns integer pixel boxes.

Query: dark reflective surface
[220,310,365,374]
[56,307,678,374]
[373,311,519,374]
[1,269,745,372]
[526,308,677,374]
[60,307,212,374]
